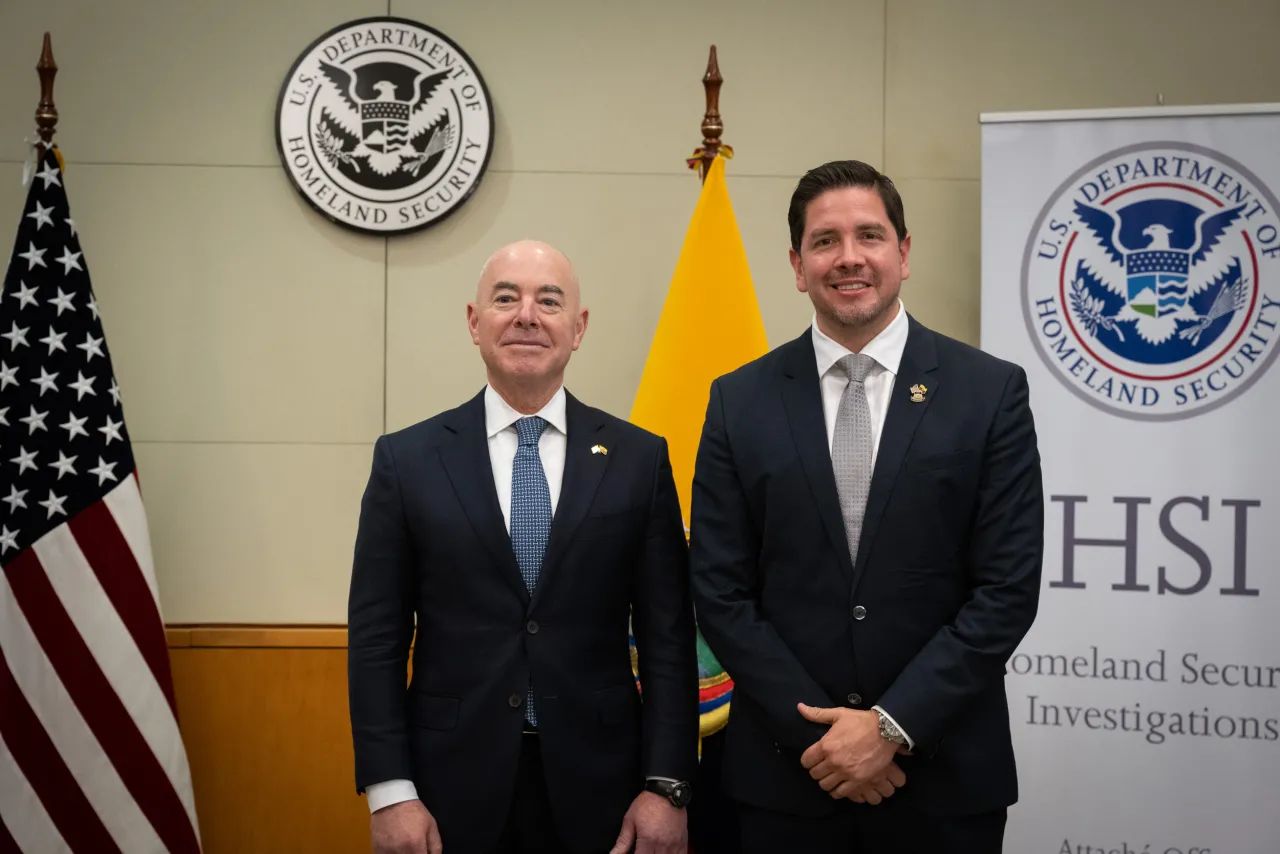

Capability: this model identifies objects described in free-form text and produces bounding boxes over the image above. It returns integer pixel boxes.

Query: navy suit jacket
[689,318,1044,818]
[348,389,698,853]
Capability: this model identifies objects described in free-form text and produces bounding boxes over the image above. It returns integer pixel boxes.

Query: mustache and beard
[816,267,896,328]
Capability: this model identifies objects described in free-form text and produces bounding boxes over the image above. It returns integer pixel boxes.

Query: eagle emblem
[313,60,456,181]
[276,19,493,233]
[1070,197,1248,353]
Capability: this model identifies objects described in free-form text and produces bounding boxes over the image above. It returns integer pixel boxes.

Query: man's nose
[514,298,539,327]
[834,237,865,269]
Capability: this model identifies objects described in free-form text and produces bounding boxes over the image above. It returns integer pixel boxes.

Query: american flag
[0,150,201,853]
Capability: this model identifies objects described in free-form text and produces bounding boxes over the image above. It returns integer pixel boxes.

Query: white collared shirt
[484,384,568,529]
[811,299,909,460]
[366,384,568,814]
[810,300,916,750]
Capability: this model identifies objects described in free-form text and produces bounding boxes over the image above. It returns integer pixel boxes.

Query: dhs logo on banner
[1021,143,1280,419]
[275,17,494,235]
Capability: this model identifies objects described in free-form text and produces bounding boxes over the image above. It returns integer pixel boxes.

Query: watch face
[879,715,903,743]
[671,781,692,807]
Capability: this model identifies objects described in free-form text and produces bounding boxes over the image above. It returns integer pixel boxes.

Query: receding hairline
[479,239,576,276]
[475,240,581,302]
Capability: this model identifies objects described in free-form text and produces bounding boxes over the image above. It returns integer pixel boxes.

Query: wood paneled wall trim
[165,624,348,649]
[165,624,369,852]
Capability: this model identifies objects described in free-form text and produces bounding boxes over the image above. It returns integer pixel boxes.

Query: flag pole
[5,30,204,850]
[684,47,743,852]
[692,46,725,184]
[35,33,59,159]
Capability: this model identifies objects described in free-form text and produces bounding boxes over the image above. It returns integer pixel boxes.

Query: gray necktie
[831,353,876,567]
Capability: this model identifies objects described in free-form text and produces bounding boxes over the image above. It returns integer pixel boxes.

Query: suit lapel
[850,319,940,591]
[437,391,529,605]
[533,393,610,608]
[780,334,857,583]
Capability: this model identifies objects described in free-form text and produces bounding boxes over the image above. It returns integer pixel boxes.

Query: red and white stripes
[0,475,200,853]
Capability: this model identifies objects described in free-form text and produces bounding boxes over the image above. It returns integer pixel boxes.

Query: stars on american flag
[39,325,68,354]
[1,151,134,562]
[0,525,17,554]
[0,151,199,854]
[88,456,118,485]
[8,280,39,309]
[100,415,124,444]
[1,322,28,348]
[0,361,18,389]
[49,287,76,314]
[78,333,104,361]
[26,201,55,230]
[56,247,83,275]
[50,450,78,479]
[34,160,62,189]
[60,411,89,440]
[10,446,38,474]
[18,405,49,434]
[31,366,59,395]
[37,489,68,519]
[17,242,46,270]
[68,371,96,400]
[1,484,25,513]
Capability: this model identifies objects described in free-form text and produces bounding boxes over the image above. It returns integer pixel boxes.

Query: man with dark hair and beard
[689,160,1044,853]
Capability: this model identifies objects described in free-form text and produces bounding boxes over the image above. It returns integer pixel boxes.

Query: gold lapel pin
[909,384,927,403]
[591,444,608,455]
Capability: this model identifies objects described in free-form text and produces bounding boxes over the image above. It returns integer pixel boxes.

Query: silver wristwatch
[877,710,908,746]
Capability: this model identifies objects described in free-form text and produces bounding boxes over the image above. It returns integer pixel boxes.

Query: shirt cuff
[366,779,419,814]
[872,705,915,751]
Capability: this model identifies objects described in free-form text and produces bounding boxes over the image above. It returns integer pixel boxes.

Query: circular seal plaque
[1021,142,1280,420]
[275,17,495,234]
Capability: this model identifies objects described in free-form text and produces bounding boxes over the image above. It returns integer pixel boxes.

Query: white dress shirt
[810,300,916,750]
[485,384,568,529]
[365,385,568,814]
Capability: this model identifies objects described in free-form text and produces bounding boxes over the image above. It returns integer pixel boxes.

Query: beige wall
[1,1,1276,622]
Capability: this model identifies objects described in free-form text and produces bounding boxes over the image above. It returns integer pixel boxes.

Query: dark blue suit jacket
[348,389,698,853]
[689,318,1044,818]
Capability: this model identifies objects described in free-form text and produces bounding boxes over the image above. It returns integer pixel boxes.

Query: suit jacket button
[852,605,867,620]
[526,619,539,634]
[508,693,523,708]
[847,693,862,705]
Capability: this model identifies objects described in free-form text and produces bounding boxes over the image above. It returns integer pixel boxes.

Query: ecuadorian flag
[629,154,768,739]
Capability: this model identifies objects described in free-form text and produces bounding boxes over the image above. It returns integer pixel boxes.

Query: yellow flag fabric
[629,155,768,526]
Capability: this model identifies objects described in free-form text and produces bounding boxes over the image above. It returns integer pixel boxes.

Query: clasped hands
[796,703,909,805]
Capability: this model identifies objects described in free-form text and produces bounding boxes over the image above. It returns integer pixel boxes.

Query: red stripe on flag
[0,643,121,854]
[69,501,178,717]
[4,550,200,854]
[0,815,23,854]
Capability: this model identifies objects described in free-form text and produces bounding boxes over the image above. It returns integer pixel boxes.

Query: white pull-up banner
[981,104,1280,854]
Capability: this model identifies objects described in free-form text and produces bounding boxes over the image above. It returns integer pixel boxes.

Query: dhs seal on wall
[275,17,494,234]
[1022,142,1280,420]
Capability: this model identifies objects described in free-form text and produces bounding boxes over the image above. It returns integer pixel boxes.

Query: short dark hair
[787,160,907,252]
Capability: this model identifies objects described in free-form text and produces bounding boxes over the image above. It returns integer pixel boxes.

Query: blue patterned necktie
[511,415,551,724]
